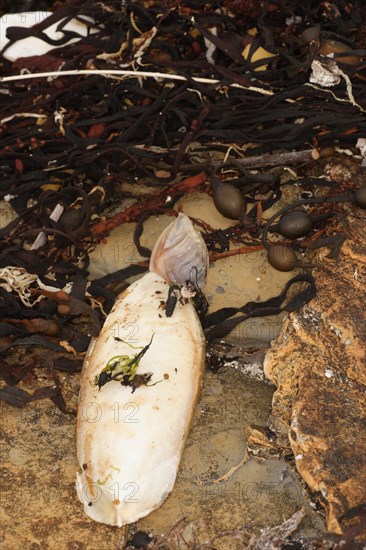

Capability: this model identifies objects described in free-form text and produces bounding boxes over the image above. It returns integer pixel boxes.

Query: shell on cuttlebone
[149,213,209,289]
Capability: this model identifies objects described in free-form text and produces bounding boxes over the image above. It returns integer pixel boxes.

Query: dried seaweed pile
[0,0,366,410]
[1,1,366,184]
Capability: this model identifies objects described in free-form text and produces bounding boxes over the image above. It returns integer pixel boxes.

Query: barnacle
[149,213,208,289]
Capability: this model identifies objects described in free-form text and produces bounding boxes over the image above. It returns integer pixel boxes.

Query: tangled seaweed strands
[1,0,366,192]
[1,0,366,411]
[0,353,72,411]
[1,0,365,241]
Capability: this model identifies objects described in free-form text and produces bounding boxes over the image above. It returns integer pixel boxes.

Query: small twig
[179,149,315,171]
[212,448,250,484]
[0,69,276,98]
[146,149,315,174]
[218,149,315,168]
[91,171,207,238]
[209,244,264,261]
[0,112,47,124]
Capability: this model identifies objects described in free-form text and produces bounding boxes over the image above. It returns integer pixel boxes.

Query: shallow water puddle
[136,365,324,547]
[89,192,295,344]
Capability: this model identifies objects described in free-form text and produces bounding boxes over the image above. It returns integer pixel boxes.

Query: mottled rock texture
[264,215,366,535]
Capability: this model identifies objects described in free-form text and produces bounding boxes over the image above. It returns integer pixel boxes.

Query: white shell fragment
[309,59,341,87]
[204,27,217,65]
[31,203,64,250]
[356,138,366,163]
[76,214,208,526]
[0,12,98,62]
[149,213,208,289]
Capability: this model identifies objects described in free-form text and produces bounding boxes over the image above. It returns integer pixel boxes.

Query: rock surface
[264,214,366,534]
[0,355,324,549]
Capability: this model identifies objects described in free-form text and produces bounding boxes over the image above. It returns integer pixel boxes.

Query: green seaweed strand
[95,334,155,388]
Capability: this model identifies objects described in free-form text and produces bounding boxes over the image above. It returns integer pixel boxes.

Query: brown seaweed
[0,0,365,411]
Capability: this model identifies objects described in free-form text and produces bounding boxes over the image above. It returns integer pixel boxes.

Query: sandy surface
[1,357,325,549]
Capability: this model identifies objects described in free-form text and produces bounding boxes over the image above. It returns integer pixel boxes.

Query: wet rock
[264,215,366,534]
[137,365,324,547]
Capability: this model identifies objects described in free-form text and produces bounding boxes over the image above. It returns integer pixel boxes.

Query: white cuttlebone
[76,215,207,526]
[0,12,98,62]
